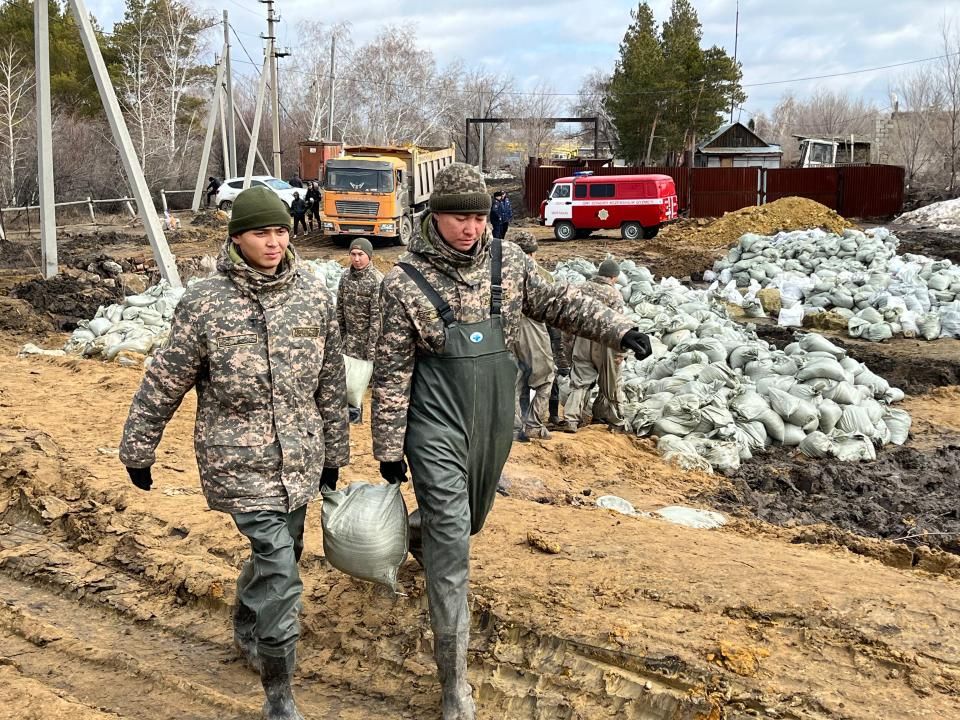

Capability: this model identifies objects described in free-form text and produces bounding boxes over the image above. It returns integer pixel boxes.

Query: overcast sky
[88,0,958,120]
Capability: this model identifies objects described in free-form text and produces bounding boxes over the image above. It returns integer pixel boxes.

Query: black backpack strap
[397,262,457,327]
[490,239,503,316]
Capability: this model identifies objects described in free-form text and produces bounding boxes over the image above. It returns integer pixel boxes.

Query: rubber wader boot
[234,561,260,672]
[435,631,476,720]
[407,508,425,567]
[259,651,303,720]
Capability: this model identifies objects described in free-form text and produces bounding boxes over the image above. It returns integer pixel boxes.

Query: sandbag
[321,481,408,591]
[780,422,806,447]
[799,431,833,458]
[883,408,912,445]
[343,355,374,408]
[818,399,843,433]
[838,406,875,436]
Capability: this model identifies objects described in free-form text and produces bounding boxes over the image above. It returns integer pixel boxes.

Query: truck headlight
[379,222,396,232]
[323,222,335,231]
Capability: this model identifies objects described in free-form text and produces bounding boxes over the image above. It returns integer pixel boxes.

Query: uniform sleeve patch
[217,333,258,348]
[292,326,322,338]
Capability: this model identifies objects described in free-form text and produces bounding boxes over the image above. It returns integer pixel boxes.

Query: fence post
[87,196,95,223]
[160,189,168,213]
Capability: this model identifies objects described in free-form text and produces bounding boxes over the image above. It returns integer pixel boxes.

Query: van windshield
[325,168,394,193]
[551,184,571,199]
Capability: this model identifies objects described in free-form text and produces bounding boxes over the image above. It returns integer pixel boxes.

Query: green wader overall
[398,240,516,718]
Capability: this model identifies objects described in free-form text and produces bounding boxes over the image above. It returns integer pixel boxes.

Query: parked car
[215,176,306,211]
[539,172,678,240]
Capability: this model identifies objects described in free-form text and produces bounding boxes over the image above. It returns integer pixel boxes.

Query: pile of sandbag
[554,258,911,473]
[60,259,345,361]
[708,227,960,341]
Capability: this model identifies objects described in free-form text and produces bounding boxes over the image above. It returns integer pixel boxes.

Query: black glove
[126,466,153,491]
[379,460,408,484]
[621,329,652,360]
[320,467,339,491]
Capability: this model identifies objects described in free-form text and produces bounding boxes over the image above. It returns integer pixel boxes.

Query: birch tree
[0,40,33,206]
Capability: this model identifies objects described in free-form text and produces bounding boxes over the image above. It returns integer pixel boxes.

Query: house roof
[697,122,781,154]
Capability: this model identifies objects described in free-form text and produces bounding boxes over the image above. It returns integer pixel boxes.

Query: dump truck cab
[322,145,455,246]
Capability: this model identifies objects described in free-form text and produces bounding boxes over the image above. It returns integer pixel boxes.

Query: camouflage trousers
[514,360,551,435]
[232,505,307,658]
[563,336,623,428]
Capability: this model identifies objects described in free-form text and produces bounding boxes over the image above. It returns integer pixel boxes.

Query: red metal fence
[524,163,905,219]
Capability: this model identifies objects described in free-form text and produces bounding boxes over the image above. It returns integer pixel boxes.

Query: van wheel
[554,221,575,241]
[621,222,641,240]
[218,200,232,212]
[642,225,660,239]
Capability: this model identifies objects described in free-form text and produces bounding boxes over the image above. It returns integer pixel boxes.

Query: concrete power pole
[327,35,336,141]
[224,10,237,178]
[262,0,282,178]
[34,0,57,278]
[68,0,181,287]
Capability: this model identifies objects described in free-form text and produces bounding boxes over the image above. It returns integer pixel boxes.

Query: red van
[539,172,678,240]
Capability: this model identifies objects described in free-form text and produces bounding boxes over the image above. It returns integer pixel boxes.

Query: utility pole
[224,10,237,177]
[68,0,181,287]
[327,35,336,140]
[261,0,282,178]
[34,0,57,278]
[191,48,226,212]
[478,91,485,170]
[244,53,271,189]
[730,0,740,124]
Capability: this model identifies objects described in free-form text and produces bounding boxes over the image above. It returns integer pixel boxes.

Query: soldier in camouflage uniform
[371,163,651,720]
[336,237,383,423]
[562,258,628,434]
[510,231,556,441]
[120,186,348,720]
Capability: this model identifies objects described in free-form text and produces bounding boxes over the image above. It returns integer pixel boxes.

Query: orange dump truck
[321,144,456,246]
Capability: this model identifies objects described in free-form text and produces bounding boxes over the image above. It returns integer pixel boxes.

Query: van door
[543,183,573,226]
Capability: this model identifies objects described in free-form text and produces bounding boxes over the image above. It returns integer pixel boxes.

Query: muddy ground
[0,216,959,719]
[891,226,960,264]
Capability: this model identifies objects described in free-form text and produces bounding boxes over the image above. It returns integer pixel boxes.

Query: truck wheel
[554,221,575,241]
[642,225,660,239]
[218,200,232,212]
[395,216,413,246]
[621,222,641,240]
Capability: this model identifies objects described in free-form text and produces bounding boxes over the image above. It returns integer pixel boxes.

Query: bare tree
[767,90,878,164]
[937,18,960,192]
[889,68,943,182]
[571,69,619,157]
[505,81,562,176]
[0,40,34,206]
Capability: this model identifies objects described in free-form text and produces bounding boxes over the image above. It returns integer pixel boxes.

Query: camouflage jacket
[578,275,625,313]
[371,215,635,461]
[336,264,383,361]
[119,241,349,514]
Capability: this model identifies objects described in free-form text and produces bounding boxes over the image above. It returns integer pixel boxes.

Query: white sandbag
[918,314,942,341]
[798,334,845,358]
[799,431,833,458]
[831,435,877,461]
[781,423,806,447]
[321,481,408,591]
[343,355,374,408]
[778,305,804,327]
[818,399,843,433]
[757,408,786,443]
[88,317,114,337]
[838,406,876,436]
[797,358,846,382]
[883,408,912,445]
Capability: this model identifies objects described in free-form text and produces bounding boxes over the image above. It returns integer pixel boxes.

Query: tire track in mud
[0,562,410,720]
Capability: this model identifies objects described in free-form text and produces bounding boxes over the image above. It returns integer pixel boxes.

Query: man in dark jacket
[305,182,321,232]
[205,176,221,208]
[290,192,307,239]
[120,186,348,720]
[372,163,651,720]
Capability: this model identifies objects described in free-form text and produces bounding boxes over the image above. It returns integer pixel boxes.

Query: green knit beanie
[350,237,374,258]
[228,186,292,236]
[429,163,491,214]
[598,258,620,278]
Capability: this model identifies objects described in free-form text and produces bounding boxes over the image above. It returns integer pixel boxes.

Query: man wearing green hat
[120,185,349,720]
[337,237,383,423]
[371,163,651,719]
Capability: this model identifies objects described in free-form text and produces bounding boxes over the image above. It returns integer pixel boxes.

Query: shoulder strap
[397,262,457,327]
[490,239,503,316]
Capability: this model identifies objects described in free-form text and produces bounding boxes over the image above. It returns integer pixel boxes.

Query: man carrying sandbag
[336,237,383,424]
[119,185,349,720]
[511,231,557,441]
[371,163,651,720]
[562,258,628,434]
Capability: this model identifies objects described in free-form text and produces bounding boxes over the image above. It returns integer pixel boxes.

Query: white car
[214,176,308,211]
